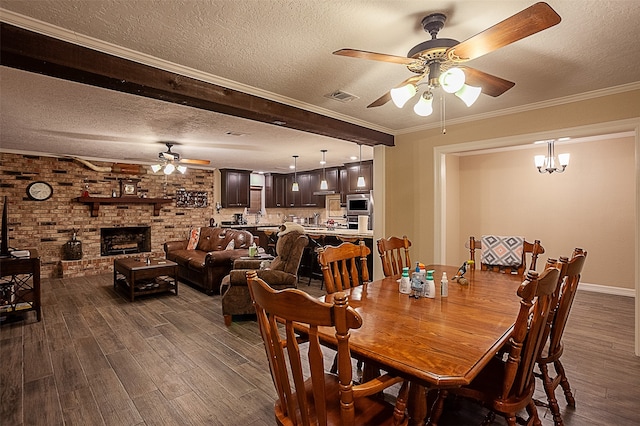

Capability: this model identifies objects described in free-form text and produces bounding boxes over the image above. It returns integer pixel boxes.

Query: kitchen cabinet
[285,171,325,208]
[345,160,373,193]
[339,167,349,204]
[265,173,287,208]
[220,169,250,208]
[321,167,340,193]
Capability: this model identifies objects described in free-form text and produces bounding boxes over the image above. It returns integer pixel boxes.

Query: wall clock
[27,181,53,201]
[120,179,139,197]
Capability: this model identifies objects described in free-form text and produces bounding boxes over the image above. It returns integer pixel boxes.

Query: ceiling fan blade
[179,158,211,165]
[446,2,561,63]
[460,66,515,97]
[367,74,426,108]
[333,48,415,65]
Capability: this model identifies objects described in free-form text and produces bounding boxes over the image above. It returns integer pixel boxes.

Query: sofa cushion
[187,227,201,250]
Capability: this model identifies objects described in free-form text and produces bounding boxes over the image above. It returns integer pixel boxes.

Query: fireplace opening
[101,226,151,256]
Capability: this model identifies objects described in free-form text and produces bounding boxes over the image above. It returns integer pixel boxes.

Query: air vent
[324,90,359,103]
[225,131,246,136]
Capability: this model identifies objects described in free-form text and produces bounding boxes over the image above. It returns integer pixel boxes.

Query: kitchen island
[256,226,373,240]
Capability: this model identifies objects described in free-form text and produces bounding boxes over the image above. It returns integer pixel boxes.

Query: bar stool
[263,229,277,256]
[305,233,325,288]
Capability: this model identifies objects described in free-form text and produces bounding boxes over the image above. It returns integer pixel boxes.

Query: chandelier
[390,66,481,117]
[534,139,570,174]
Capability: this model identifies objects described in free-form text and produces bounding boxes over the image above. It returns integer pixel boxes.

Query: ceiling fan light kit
[413,92,434,116]
[333,2,561,121]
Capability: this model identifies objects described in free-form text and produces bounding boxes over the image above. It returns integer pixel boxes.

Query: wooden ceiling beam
[0,23,393,147]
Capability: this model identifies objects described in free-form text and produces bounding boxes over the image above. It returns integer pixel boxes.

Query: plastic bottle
[399,267,411,294]
[441,272,449,297]
[425,270,436,299]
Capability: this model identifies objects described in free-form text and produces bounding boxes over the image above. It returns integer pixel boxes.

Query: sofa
[164,227,256,295]
[221,223,308,326]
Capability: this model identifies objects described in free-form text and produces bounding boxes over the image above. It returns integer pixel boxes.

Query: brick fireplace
[0,153,217,278]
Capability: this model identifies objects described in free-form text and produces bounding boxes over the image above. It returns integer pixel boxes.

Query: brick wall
[0,153,215,278]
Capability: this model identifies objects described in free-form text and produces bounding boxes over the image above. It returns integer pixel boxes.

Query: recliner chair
[220,223,308,326]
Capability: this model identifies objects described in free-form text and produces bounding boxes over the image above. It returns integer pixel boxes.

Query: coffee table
[113,257,178,302]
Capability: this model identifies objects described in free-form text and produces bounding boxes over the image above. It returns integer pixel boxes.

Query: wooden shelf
[75,197,173,217]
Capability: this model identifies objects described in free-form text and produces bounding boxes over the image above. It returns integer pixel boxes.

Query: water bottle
[425,270,436,299]
[399,267,411,294]
[441,272,449,297]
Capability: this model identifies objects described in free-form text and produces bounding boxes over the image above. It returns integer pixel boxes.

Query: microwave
[346,193,372,216]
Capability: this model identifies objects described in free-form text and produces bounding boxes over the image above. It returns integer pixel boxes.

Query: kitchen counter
[256,226,373,239]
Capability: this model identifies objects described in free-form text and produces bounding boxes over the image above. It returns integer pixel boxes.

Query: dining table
[307,264,524,425]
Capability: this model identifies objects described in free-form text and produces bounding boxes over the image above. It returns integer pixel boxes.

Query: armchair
[220,223,308,326]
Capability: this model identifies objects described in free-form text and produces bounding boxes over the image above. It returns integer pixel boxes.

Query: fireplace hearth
[101,226,151,256]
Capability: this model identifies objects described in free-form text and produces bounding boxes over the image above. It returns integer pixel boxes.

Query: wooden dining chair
[536,248,587,426]
[467,236,545,275]
[377,235,412,277]
[246,271,410,426]
[430,266,561,426]
[317,241,370,294]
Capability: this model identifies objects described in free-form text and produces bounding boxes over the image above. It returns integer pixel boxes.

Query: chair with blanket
[467,235,544,275]
[220,222,308,326]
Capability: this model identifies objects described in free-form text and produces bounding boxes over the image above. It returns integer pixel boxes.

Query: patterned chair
[467,235,544,275]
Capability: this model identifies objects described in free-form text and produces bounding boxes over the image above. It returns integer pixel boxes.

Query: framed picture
[120,179,139,197]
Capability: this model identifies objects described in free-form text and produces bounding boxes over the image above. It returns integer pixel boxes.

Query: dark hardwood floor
[1,273,638,425]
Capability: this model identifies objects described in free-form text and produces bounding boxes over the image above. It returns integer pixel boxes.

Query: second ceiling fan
[333,2,561,114]
[152,142,210,174]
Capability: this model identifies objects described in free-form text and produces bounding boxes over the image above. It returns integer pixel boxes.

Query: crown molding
[398,81,640,135]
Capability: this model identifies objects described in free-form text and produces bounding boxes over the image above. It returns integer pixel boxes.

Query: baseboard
[578,282,635,298]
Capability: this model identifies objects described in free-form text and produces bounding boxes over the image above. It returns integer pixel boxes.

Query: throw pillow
[186,227,201,250]
[225,239,235,250]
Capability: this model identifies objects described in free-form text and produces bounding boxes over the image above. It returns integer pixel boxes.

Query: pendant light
[291,155,299,192]
[319,149,328,190]
[357,144,366,188]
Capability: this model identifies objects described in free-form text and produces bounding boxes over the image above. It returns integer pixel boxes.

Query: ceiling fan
[333,2,561,110]
[152,142,210,174]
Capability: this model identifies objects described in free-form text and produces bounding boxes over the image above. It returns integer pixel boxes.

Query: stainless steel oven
[346,192,373,230]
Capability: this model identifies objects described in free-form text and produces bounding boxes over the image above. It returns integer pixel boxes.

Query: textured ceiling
[1,1,640,172]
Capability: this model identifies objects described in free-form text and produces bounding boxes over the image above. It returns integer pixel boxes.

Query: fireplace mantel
[75,197,173,217]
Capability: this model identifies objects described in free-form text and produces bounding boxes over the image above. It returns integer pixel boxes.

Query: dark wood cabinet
[220,169,250,208]
[265,173,287,208]
[339,167,349,204]
[285,171,325,208]
[265,162,372,208]
[345,160,373,193]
